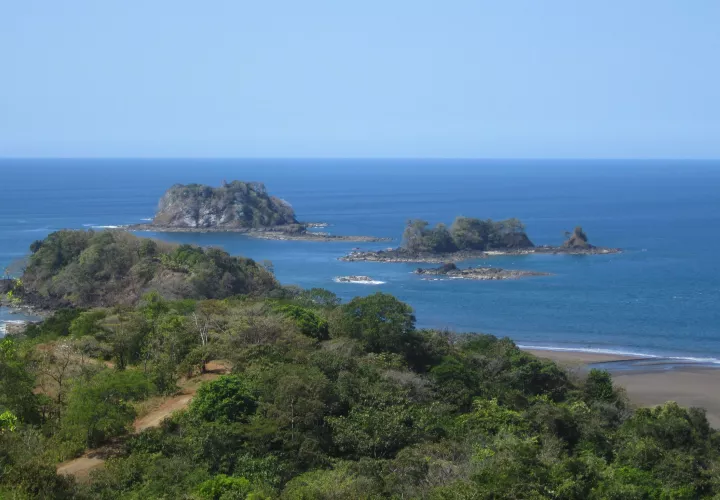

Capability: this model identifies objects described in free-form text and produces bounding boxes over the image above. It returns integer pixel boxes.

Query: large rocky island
[341,218,620,263]
[130,181,388,242]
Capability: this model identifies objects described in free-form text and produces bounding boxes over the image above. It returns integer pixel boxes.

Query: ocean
[1,159,719,362]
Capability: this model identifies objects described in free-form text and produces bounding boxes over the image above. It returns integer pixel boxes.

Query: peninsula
[130,181,388,242]
[415,263,550,280]
[341,218,620,263]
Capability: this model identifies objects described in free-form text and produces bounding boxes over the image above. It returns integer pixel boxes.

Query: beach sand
[525,349,720,428]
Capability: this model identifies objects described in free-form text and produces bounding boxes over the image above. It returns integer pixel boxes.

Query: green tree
[337,293,418,360]
[59,369,152,450]
[190,375,257,423]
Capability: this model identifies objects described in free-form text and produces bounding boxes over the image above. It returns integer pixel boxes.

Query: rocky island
[130,181,388,242]
[415,263,550,280]
[341,217,620,263]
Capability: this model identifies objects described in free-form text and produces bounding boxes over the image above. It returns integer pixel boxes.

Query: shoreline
[341,246,622,263]
[127,225,390,243]
[523,347,720,428]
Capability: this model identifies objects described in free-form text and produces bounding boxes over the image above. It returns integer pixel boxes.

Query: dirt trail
[134,394,193,432]
[57,362,229,481]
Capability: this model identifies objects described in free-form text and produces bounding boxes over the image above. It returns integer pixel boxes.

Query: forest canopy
[2,289,719,499]
[18,230,277,308]
[401,217,534,254]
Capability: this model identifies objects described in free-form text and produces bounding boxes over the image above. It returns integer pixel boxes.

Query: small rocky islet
[129,180,389,242]
[415,263,550,281]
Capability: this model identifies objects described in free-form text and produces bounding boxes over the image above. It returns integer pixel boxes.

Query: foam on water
[517,344,720,365]
[333,277,386,285]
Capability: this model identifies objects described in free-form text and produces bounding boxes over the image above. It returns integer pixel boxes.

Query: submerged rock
[415,264,550,280]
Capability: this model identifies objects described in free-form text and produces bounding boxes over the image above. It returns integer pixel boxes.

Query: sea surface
[1,159,719,362]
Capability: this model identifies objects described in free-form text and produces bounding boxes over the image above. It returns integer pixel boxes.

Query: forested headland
[0,231,716,499]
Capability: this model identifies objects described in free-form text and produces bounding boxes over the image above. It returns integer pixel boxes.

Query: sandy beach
[526,349,720,428]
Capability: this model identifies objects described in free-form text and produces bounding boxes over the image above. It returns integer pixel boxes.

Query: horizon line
[1,156,720,162]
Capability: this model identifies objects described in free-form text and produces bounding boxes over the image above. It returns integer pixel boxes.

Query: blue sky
[1,0,719,158]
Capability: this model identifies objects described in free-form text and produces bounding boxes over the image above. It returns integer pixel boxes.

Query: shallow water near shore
[1,158,719,362]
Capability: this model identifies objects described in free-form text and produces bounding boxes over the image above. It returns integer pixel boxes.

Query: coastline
[127,225,390,243]
[341,246,622,263]
[524,347,720,427]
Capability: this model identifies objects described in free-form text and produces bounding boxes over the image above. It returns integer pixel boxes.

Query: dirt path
[134,394,193,432]
[57,362,229,481]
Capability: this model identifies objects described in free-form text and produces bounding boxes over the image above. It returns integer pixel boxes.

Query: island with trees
[341,217,620,263]
[0,231,716,499]
[130,181,389,242]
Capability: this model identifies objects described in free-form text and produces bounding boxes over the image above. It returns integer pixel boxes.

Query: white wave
[141,218,153,221]
[82,223,96,227]
[91,225,125,229]
[333,277,386,285]
[517,344,720,365]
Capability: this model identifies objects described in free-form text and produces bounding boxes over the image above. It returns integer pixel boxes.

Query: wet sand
[525,349,720,428]
[524,349,641,365]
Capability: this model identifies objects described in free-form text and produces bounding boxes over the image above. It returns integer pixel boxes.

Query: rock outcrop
[563,226,592,249]
[414,263,550,280]
[152,181,298,230]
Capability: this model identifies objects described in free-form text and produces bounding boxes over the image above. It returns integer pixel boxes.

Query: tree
[274,304,329,341]
[401,220,430,254]
[0,338,39,424]
[59,369,152,449]
[338,293,419,360]
[190,375,257,423]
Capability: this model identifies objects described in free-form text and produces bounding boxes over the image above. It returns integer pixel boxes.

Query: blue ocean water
[1,159,719,361]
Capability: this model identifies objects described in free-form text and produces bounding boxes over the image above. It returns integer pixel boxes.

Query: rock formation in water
[562,226,592,249]
[151,181,299,230]
[414,263,550,280]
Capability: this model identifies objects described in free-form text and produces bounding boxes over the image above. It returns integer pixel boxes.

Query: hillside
[1,291,718,498]
[18,230,277,308]
[151,181,299,230]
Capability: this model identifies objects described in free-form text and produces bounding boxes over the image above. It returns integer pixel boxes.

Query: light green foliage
[0,410,17,433]
[281,464,381,500]
[196,474,255,500]
[59,369,152,450]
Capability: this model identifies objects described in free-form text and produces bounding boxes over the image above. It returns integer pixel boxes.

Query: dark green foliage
[190,375,257,423]
[274,304,329,340]
[0,338,40,424]
[585,368,616,403]
[22,230,278,308]
[24,308,84,339]
[337,292,420,361]
[401,216,533,254]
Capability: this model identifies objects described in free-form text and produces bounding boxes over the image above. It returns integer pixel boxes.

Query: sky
[1,0,719,159]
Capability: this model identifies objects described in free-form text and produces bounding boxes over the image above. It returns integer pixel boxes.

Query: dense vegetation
[2,286,720,499]
[152,181,298,229]
[19,230,277,308]
[401,217,534,254]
